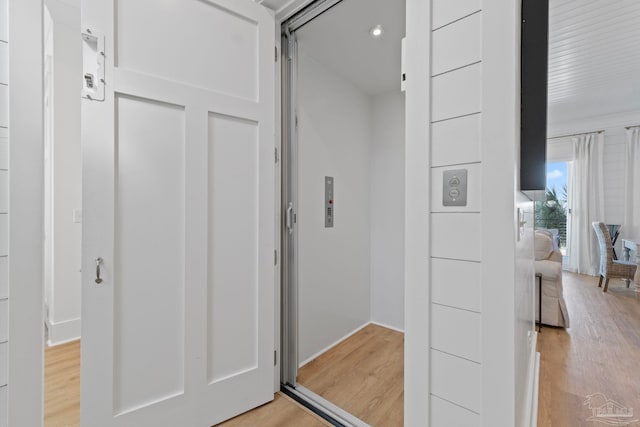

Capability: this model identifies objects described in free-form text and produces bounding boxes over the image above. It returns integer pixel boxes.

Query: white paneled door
[80,1,275,426]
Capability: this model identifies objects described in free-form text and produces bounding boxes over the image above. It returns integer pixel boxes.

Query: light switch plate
[443,169,468,206]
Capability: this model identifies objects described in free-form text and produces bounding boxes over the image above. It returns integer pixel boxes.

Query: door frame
[10,0,283,425]
[278,1,425,426]
[8,0,46,426]
[280,6,369,425]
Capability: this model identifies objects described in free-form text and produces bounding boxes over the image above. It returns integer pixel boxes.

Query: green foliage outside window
[535,185,567,248]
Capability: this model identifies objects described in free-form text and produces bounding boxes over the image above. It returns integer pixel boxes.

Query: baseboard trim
[46,317,80,347]
[299,321,405,368]
[298,322,371,369]
[370,321,405,334]
[299,322,371,368]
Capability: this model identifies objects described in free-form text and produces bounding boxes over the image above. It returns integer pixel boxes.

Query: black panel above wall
[520,0,549,192]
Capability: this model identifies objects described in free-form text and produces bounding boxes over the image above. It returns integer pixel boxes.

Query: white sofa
[534,230,570,327]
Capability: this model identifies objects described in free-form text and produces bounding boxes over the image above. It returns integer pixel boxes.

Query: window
[535,161,569,255]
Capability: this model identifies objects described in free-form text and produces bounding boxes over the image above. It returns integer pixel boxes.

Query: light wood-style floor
[45,340,80,427]
[218,393,332,427]
[45,275,640,426]
[45,324,403,427]
[298,324,404,427]
[44,342,330,427]
[537,272,640,426]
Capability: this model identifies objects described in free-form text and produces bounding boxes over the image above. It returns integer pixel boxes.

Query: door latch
[82,29,105,101]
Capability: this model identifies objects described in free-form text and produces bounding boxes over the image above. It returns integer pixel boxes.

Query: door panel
[115,0,259,100]
[207,113,260,384]
[113,95,186,415]
[81,0,275,425]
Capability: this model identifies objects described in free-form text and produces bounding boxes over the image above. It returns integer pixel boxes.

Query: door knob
[95,257,103,284]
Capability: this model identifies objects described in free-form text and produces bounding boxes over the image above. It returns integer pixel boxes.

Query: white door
[80,1,275,426]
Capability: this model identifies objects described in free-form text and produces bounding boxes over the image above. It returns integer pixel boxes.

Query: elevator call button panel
[325,176,334,228]
[443,169,468,206]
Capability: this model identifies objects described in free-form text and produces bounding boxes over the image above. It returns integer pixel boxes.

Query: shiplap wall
[0,0,8,423]
[430,1,483,424]
[548,111,640,228]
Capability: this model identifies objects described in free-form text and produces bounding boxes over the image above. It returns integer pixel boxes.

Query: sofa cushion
[535,259,562,280]
[534,231,553,261]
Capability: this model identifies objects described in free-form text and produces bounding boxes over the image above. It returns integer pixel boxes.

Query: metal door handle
[95,257,103,284]
[286,203,294,233]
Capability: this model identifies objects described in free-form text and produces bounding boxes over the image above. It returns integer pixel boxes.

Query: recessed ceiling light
[370,25,384,38]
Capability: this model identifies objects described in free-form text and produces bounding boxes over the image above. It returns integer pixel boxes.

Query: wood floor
[44,342,329,427]
[298,324,404,427]
[537,272,640,426]
[45,340,80,427]
[218,393,332,427]
[44,324,402,427]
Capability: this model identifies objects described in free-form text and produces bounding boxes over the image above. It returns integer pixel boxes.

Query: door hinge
[274,249,278,266]
[275,46,278,62]
[275,147,279,163]
[274,350,277,366]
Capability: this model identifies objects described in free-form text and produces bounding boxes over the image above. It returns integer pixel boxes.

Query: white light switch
[73,209,82,223]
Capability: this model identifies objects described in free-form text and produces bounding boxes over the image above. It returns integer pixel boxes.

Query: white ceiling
[257,0,308,19]
[292,0,405,96]
[548,0,640,125]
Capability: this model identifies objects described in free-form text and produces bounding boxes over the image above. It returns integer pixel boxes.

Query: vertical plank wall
[0,0,8,423]
[429,0,483,424]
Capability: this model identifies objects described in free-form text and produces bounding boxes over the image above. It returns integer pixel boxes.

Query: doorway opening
[281,0,406,425]
[538,0,640,423]
[43,1,82,425]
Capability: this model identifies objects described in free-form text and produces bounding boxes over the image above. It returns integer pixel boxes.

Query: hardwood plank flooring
[44,326,405,427]
[297,324,404,427]
[218,393,331,427]
[537,272,640,426]
[45,340,81,427]
[46,273,640,427]
[44,342,329,427]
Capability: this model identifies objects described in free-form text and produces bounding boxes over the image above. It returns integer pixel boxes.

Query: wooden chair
[592,222,637,292]
[606,224,621,259]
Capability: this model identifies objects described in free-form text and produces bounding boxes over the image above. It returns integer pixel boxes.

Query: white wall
[8,0,45,424]
[483,0,538,423]
[297,49,372,364]
[425,1,536,426]
[403,0,430,423]
[0,0,9,423]
[43,0,82,345]
[514,194,536,427]
[548,110,640,228]
[43,5,53,343]
[370,90,405,331]
[429,5,484,423]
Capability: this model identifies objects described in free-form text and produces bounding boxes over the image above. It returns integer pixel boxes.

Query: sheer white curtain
[567,132,605,275]
[624,127,640,241]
